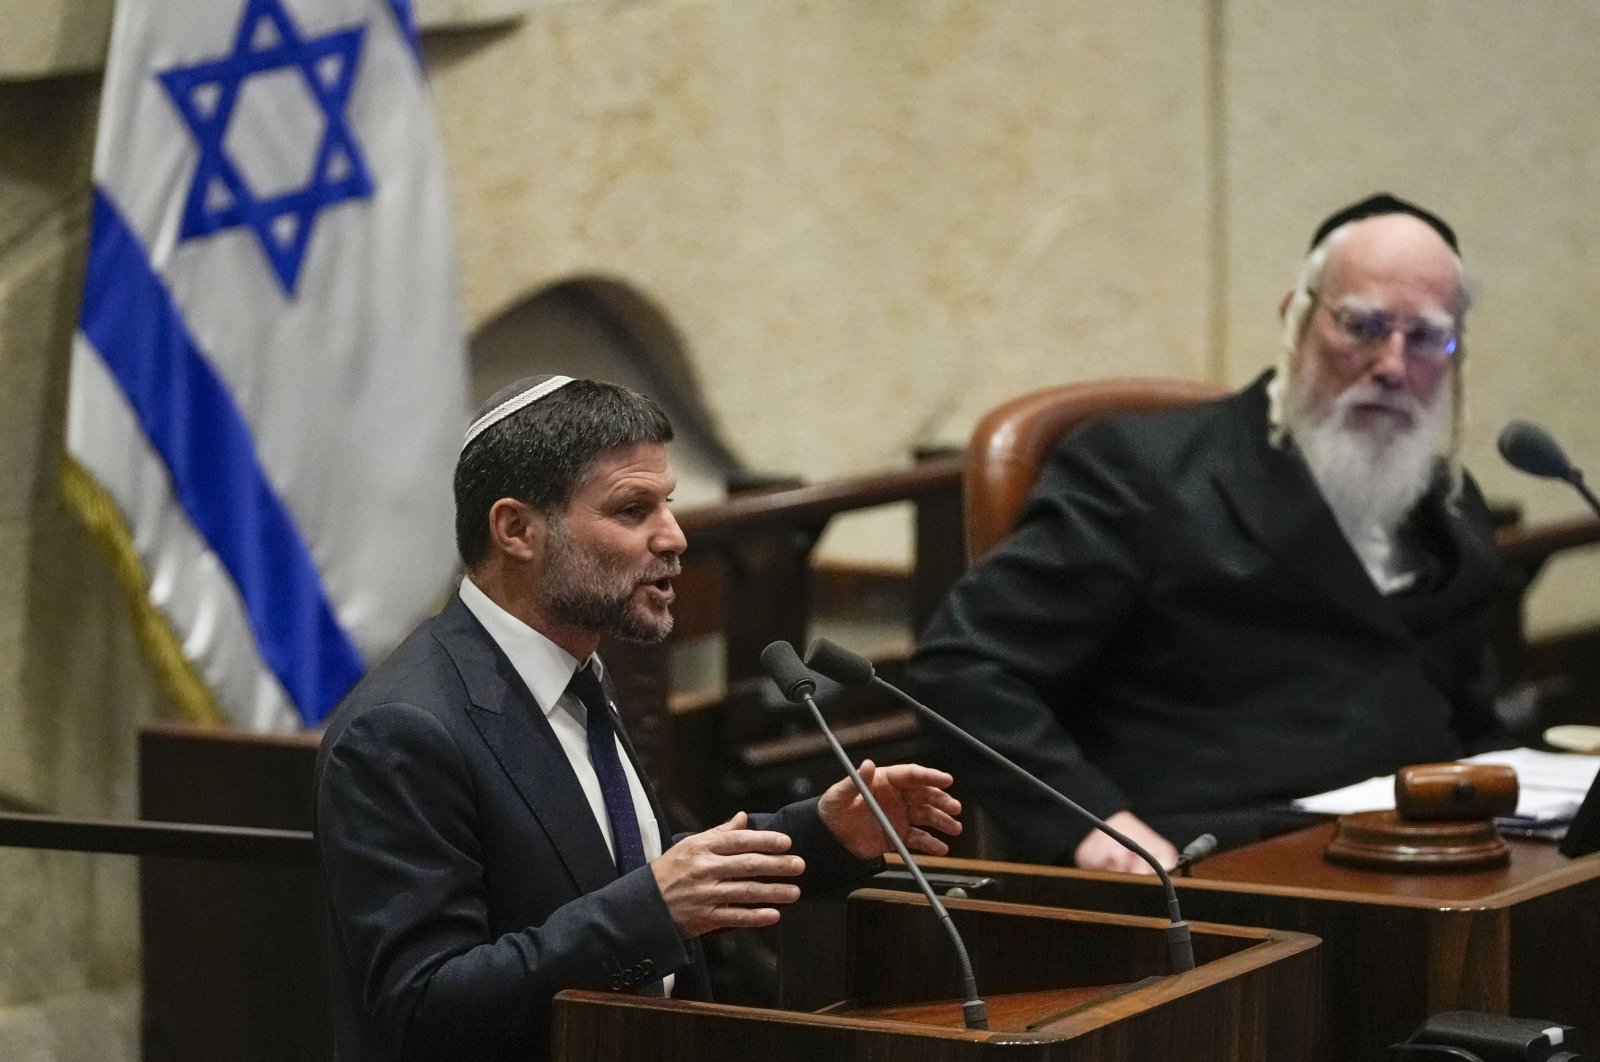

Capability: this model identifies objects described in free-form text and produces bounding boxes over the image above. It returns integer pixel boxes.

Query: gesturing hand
[816,760,963,862]
[650,812,806,938]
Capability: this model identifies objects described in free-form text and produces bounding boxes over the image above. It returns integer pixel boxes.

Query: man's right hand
[650,811,806,938]
[1073,810,1178,874]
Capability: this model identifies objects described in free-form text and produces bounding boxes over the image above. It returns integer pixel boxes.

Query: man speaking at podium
[314,376,961,1062]
[908,194,1509,873]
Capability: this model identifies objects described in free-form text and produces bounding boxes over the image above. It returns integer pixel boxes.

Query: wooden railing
[0,811,312,863]
[1497,514,1600,564]
[0,721,326,1062]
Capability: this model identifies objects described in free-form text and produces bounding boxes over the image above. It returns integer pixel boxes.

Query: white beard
[1286,372,1451,585]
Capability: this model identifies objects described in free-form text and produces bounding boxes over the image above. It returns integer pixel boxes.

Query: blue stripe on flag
[78,187,364,725]
[386,0,423,64]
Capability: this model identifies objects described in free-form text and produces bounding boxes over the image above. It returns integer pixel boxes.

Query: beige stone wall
[1,1,1598,1056]
[0,66,158,1059]
[437,0,1213,475]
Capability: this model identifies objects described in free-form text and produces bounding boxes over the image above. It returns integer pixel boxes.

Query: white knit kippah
[462,375,575,450]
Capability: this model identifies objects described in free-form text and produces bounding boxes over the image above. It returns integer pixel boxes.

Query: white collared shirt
[457,576,665,867]
[1347,523,1420,597]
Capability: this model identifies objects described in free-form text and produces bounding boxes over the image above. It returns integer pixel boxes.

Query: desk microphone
[1499,420,1600,518]
[804,637,1197,973]
[1174,833,1218,877]
[758,641,989,1031]
[1497,420,1600,859]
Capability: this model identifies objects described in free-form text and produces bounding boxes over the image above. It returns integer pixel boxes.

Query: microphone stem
[875,678,1195,972]
[1568,471,1600,520]
[800,693,989,1029]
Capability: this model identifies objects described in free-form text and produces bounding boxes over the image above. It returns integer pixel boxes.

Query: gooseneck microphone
[804,637,1197,973]
[1174,833,1218,877]
[1499,420,1600,517]
[758,641,989,1031]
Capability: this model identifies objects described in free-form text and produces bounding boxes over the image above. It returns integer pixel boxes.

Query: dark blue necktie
[568,665,649,876]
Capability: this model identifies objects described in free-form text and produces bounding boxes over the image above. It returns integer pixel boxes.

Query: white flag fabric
[66,0,467,730]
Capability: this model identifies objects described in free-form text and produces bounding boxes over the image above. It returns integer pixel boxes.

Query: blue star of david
[158,0,375,297]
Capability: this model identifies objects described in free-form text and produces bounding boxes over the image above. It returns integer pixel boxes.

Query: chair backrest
[964,377,1229,561]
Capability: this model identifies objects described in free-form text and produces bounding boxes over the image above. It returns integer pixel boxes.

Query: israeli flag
[65,0,467,730]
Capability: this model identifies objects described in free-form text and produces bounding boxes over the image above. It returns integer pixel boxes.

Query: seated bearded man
[907,193,1509,872]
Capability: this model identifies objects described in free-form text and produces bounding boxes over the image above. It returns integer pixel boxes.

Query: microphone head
[1499,420,1576,481]
[759,641,817,703]
[804,638,876,688]
[1178,833,1218,865]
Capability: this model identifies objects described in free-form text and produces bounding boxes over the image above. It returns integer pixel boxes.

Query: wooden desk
[782,825,1600,1062]
[1181,823,1600,1056]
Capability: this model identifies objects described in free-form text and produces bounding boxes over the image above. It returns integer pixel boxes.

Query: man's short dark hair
[453,379,674,567]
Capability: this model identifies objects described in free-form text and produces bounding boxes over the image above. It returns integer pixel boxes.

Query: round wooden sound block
[1324,810,1510,872]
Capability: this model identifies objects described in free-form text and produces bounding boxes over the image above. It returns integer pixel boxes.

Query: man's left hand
[817,760,962,862]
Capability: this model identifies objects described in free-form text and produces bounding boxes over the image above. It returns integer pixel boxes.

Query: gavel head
[1395,762,1519,822]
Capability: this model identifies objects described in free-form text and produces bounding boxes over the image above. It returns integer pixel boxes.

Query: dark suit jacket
[315,595,869,1062]
[907,373,1507,861]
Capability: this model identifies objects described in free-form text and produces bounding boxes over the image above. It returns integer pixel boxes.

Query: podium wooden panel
[553,888,1319,1061]
[781,825,1600,1062]
[139,724,326,1062]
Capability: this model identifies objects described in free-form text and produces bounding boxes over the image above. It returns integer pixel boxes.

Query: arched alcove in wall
[468,277,741,507]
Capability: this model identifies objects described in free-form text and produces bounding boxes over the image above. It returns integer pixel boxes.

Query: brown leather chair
[964,377,1229,561]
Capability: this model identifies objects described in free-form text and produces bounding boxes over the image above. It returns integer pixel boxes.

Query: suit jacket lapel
[1210,380,1409,641]
[431,596,620,896]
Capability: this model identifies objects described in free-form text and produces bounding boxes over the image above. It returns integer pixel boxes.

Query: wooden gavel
[1395,762,1519,822]
[1325,762,1520,871]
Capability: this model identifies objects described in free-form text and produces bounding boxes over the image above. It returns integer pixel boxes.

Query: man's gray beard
[539,521,678,645]
[1286,373,1450,543]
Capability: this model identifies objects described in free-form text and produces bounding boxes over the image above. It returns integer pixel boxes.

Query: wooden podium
[552,888,1319,1060]
[783,825,1600,1062]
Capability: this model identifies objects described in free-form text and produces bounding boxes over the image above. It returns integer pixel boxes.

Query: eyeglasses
[1323,304,1459,362]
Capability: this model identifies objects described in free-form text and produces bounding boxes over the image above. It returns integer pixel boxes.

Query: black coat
[315,594,867,1062]
[907,374,1507,861]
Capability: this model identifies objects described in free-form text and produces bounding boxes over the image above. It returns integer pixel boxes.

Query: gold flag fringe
[59,456,225,726]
